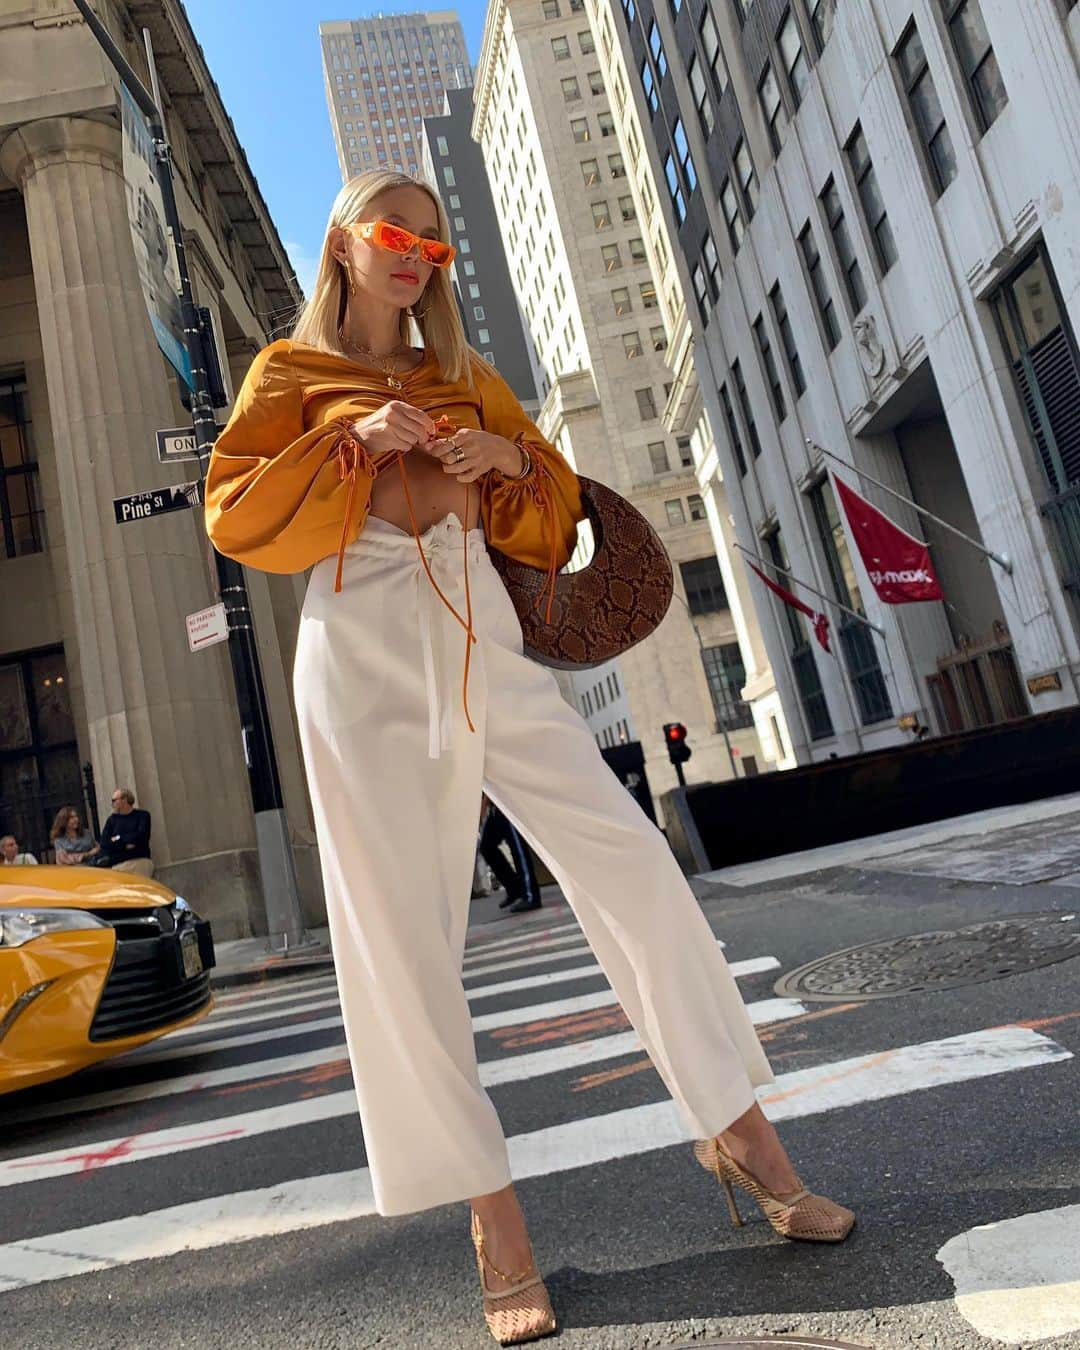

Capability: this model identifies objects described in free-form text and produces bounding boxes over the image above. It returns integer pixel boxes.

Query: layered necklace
[338,332,412,391]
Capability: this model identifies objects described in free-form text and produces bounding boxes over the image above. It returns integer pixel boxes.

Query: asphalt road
[1,819,1078,1350]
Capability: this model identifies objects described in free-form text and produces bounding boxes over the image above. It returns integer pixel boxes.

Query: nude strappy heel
[694,1137,855,1242]
[470,1210,557,1345]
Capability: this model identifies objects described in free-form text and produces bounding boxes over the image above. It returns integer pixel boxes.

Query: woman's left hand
[428,427,523,484]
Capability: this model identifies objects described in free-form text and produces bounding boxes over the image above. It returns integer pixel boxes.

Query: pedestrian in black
[98,787,154,877]
[478,796,541,913]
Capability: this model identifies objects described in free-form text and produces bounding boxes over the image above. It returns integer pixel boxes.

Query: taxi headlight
[0,908,109,948]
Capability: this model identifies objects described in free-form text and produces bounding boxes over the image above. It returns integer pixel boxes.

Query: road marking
[127,1014,348,1068]
[6,989,806,1126]
[213,974,338,1011]
[165,995,343,1040]
[462,943,591,980]
[463,920,582,960]
[466,953,780,1003]
[0,1026,1067,1290]
[472,987,801,1034]
[937,1203,1080,1343]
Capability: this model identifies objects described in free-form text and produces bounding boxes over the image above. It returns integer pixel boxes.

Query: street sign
[157,425,225,464]
[113,481,201,524]
[186,602,228,653]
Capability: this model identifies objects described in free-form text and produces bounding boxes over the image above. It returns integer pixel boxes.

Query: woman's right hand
[349,401,436,457]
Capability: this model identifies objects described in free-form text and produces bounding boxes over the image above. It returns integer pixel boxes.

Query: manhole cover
[669,1338,870,1348]
[775,909,1080,1001]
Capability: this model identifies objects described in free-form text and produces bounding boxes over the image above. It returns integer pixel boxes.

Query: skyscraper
[320,11,472,182]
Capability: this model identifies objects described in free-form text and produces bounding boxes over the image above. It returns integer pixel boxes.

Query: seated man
[98,787,154,877]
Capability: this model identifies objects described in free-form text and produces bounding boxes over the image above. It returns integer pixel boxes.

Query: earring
[407,302,429,318]
[340,257,357,296]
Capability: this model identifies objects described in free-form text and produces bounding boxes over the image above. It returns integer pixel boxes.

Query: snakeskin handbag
[487,476,673,670]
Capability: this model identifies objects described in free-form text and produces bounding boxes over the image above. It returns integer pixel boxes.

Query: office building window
[732,359,762,459]
[677,437,693,467]
[673,118,697,191]
[821,176,867,313]
[665,498,687,526]
[449,193,460,208]
[468,283,481,299]
[623,330,643,358]
[648,20,668,76]
[589,69,605,95]
[602,243,623,271]
[629,237,647,262]
[608,151,626,177]
[551,35,570,59]
[477,327,490,344]
[721,177,744,251]
[640,279,657,308]
[734,138,758,214]
[0,376,45,557]
[453,214,466,230]
[753,314,787,420]
[571,117,590,142]
[442,165,456,186]
[473,305,485,320]
[769,283,806,396]
[458,236,471,253]
[692,264,709,321]
[664,153,686,223]
[436,135,449,155]
[648,441,669,473]
[719,381,747,476]
[759,63,786,154]
[612,286,631,315]
[702,644,754,730]
[688,493,706,521]
[463,259,475,275]
[766,527,834,739]
[896,21,957,194]
[542,0,560,16]
[579,28,596,52]
[688,55,715,136]
[642,61,660,114]
[846,123,898,272]
[810,0,835,51]
[703,231,721,300]
[592,200,612,230]
[681,556,727,613]
[562,75,581,101]
[581,157,600,184]
[636,387,658,419]
[599,111,616,137]
[777,7,810,106]
[651,324,668,351]
[941,0,1008,130]
[618,194,636,221]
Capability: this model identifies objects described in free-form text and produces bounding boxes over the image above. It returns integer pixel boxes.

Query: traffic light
[663,722,691,765]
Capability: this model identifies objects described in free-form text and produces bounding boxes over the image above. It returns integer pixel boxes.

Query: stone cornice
[471,0,508,140]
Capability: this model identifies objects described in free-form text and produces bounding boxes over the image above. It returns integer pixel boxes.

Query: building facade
[321,10,472,181]
[472,0,766,796]
[421,87,539,405]
[0,0,320,938]
[599,0,1080,763]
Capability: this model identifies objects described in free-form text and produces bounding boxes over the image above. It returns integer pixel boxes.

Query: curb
[210,948,335,989]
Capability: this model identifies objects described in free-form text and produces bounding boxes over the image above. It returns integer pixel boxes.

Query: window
[571,117,591,142]
[734,138,758,214]
[759,63,786,155]
[688,55,715,136]
[821,175,867,312]
[642,61,660,115]
[681,556,727,613]
[799,222,841,350]
[719,381,748,476]
[702,644,755,730]
[592,200,612,230]
[581,157,600,184]
[664,153,686,223]
[810,0,834,51]
[628,237,647,263]
[648,21,668,76]
[612,286,631,315]
[650,324,668,352]
[648,441,669,473]
[588,69,605,95]
[769,284,806,396]
[618,194,636,222]
[602,243,623,271]
[677,437,693,467]
[732,359,762,459]
[562,75,581,101]
[699,8,727,90]
[721,178,744,250]
[692,264,709,321]
[453,214,466,231]
[941,0,1008,130]
[598,111,616,137]
[688,493,707,521]
[809,481,893,724]
[443,165,456,186]
[896,21,957,194]
[477,327,491,344]
[777,8,810,106]
[542,0,560,16]
[459,236,471,254]
[636,387,658,419]
[473,305,486,320]
[702,232,722,300]
[846,124,897,273]
[579,28,596,53]
[753,315,787,420]
[673,119,697,191]
[436,134,449,155]
[463,259,476,275]
[469,283,481,299]
[608,151,626,178]
[449,193,461,208]
[0,377,45,557]
[551,35,570,59]
[623,330,643,358]
[665,498,687,526]
[765,528,833,739]
[640,279,657,308]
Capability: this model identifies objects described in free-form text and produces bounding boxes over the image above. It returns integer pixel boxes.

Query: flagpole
[807,440,1013,575]
[733,543,887,636]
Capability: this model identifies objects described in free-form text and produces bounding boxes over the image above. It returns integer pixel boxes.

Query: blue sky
[183,1,489,296]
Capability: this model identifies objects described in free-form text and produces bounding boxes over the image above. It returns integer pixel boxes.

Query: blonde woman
[205,170,852,1346]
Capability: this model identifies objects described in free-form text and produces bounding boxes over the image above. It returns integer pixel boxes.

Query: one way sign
[113,481,202,525]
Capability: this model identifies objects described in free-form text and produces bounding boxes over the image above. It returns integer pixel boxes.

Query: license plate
[181,930,203,979]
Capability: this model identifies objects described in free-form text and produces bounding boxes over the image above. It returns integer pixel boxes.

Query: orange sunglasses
[347,219,456,269]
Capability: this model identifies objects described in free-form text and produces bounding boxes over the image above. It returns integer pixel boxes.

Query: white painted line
[463,929,587,966]
[1,1026,1067,1290]
[213,974,338,1011]
[937,1203,1080,1344]
[128,1014,347,1068]
[464,919,581,958]
[466,953,779,1004]
[165,995,343,1040]
[462,943,592,980]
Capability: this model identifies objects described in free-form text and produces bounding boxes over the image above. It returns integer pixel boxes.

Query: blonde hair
[291,168,474,387]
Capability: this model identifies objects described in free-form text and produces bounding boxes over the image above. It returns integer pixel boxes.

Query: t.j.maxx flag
[833,473,944,605]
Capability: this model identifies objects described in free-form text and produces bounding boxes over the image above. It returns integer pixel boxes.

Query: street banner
[120,86,193,391]
[748,562,832,653]
[833,472,943,604]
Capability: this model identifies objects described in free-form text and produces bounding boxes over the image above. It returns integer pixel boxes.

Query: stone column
[0,116,259,933]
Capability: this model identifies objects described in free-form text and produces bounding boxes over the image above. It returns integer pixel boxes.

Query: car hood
[0,866,177,910]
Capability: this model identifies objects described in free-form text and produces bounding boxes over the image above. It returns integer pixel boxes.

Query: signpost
[157,425,224,465]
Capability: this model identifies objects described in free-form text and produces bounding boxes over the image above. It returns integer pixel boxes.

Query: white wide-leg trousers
[293,514,774,1216]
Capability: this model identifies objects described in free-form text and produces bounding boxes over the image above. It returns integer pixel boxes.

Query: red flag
[748,562,832,654]
[833,473,943,604]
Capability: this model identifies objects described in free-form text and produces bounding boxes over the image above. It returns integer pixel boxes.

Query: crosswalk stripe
[128,1015,347,1068]
[464,918,579,954]
[472,988,802,1034]
[213,974,338,1011]
[463,926,583,965]
[166,995,343,1040]
[0,1025,1066,1290]
[462,943,591,981]
[466,953,780,1003]
[4,988,804,1127]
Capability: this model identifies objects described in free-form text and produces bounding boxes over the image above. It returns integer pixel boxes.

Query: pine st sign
[113,481,202,524]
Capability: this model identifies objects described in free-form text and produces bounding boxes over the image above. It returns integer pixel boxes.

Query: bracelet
[509,437,533,480]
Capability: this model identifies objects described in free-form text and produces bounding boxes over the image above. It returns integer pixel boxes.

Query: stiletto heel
[470,1210,557,1345]
[694,1137,855,1243]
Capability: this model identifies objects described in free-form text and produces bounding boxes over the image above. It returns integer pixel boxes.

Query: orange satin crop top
[204,339,585,733]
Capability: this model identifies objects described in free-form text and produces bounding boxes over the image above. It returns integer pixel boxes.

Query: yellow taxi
[0,865,215,1095]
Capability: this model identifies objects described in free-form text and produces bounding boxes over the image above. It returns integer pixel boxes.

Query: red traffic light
[662,722,691,764]
[663,722,687,742]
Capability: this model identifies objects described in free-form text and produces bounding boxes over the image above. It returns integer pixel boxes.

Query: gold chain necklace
[339,333,410,391]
